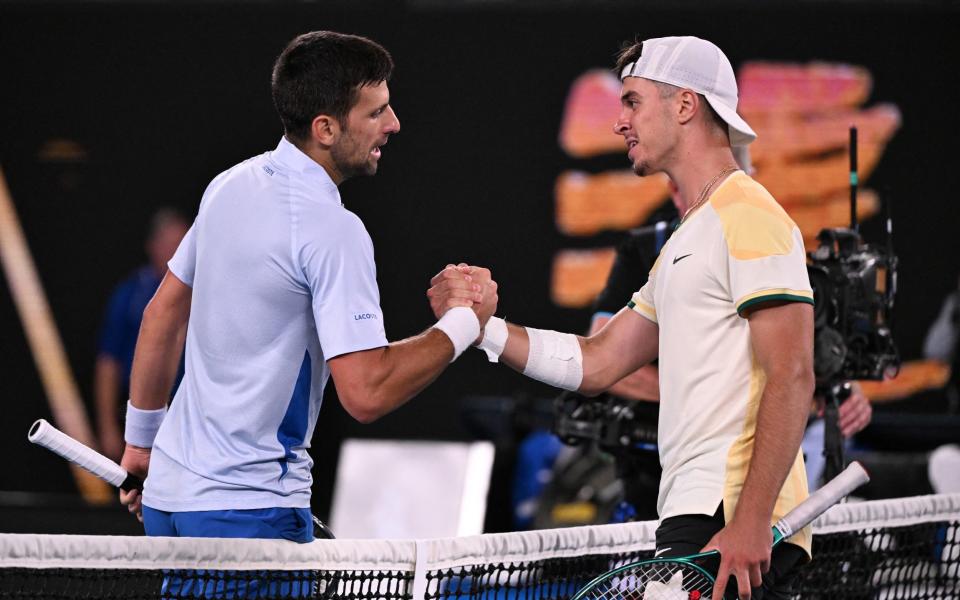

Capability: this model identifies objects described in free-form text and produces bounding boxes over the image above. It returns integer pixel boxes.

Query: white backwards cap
[620,36,757,146]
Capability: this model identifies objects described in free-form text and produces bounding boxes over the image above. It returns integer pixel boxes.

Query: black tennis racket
[27,418,336,539]
[572,461,870,600]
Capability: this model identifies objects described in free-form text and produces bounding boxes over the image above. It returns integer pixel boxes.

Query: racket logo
[774,521,793,539]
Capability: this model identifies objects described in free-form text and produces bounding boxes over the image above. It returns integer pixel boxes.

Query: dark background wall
[1,1,957,532]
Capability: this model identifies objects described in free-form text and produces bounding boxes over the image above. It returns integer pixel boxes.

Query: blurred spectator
[95,209,189,460]
[923,277,960,413]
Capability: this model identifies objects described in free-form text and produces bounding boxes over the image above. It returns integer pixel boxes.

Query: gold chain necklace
[680,165,740,224]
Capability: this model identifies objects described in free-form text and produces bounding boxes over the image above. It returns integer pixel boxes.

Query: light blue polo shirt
[142,137,388,512]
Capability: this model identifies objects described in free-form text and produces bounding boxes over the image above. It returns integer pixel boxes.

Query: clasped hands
[427,263,498,342]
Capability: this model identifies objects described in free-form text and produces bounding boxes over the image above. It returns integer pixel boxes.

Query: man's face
[330,81,400,180]
[613,77,676,177]
[147,220,189,273]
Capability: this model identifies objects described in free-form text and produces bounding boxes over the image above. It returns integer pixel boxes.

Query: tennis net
[0,493,957,599]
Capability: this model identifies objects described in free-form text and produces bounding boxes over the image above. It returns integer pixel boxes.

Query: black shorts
[654,503,807,600]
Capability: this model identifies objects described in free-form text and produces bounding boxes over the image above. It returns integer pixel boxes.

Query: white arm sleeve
[167,224,196,286]
[301,211,388,360]
[522,327,583,391]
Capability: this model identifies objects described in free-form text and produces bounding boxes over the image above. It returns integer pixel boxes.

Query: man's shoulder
[300,200,366,228]
[709,173,792,224]
[207,151,272,189]
[297,204,372,256]
[703,174,801,260]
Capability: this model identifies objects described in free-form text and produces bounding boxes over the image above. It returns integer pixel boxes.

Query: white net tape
[0,493,957,599]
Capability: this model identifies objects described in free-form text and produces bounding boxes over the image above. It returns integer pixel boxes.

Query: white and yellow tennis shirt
[629,171,814,554]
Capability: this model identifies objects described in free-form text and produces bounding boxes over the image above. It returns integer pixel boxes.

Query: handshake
[427,263,499,344]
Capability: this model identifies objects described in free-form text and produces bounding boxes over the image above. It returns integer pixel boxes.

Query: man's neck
[667,144,739,215]
[288,136,344,186]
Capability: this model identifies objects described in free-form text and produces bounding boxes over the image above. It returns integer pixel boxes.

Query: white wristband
[433,307,481,362]
[124,401,167,448]
[477,316,508,362]
[522,327,584,391]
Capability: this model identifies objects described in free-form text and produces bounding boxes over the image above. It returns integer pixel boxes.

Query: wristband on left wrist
[124,401,167,448]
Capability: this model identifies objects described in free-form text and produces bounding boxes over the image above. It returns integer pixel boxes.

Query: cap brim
[704,94,757,146]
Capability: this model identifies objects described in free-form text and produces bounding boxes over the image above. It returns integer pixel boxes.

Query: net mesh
[1,493,957,599]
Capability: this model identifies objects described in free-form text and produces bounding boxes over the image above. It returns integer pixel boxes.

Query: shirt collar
[270,136,339,193]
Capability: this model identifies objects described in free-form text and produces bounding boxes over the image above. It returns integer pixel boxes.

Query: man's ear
[311,114,339,147]
[676,89,698,126]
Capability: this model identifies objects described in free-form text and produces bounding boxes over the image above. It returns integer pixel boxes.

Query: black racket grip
[120,474,144,492]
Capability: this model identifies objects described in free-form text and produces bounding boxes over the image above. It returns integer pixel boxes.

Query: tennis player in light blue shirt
[119,31,498,543]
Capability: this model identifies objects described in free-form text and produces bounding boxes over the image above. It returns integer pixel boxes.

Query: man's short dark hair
[271,31,394,143]
[615,40,644,77]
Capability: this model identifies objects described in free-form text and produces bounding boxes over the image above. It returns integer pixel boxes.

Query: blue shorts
[142,506,316,599]
[142,505,314,543]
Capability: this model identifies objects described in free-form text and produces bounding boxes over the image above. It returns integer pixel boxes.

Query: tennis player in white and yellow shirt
[429,36,814,600]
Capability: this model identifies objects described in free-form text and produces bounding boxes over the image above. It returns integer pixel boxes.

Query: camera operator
[802,382,872,490]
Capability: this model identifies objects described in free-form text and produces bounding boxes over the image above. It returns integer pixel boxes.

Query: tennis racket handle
[775,461,869,540]
[117,473,144,492]
[28,419,144,492]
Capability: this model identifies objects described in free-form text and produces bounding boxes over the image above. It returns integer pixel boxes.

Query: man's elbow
[338,387,394,424]
[347,406,381,425]
[339,392,380,424]
[577,380,606,398]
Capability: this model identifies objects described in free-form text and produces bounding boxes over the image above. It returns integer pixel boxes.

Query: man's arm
[128,272,192,411]
[588,315,659,401]
[118,271,191,519]
[328,330,470,423]
[428,267,658,395]
[494,308,658,396]
[704,301,815,600]
[329,266,497,423]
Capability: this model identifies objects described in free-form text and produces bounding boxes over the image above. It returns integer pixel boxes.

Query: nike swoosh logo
[672,253,692,264]
[654,547,672,557]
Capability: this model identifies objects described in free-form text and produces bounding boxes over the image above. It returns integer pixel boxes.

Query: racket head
[573,556,716,600]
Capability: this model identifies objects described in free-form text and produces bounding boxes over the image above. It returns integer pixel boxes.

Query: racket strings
[586,560,715,600]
